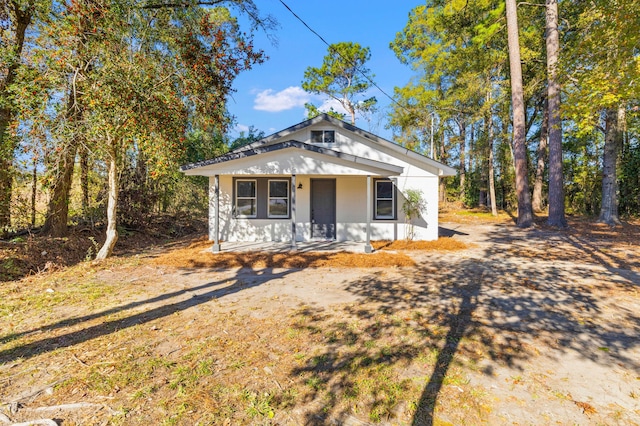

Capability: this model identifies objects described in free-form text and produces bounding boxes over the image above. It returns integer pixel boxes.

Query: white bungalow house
[180,114,456,252]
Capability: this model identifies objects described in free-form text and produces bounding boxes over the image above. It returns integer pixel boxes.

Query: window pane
[237,199,256,216]
[376,200,393,217]
[323,131,335,143]
[237,181,255,198]
[269,180,288,198]
[376,181,393,199]
[311,131,324,143]
[269,199,288,216]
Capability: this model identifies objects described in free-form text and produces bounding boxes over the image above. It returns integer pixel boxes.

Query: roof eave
[180,140,404,176]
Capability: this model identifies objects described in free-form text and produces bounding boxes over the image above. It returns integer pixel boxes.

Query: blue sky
[228,1,421,141]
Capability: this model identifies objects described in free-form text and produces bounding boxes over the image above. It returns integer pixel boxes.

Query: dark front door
[311,179,336,240]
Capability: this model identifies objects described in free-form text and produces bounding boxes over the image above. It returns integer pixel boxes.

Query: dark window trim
[373,178,397,220]
[234,179,257,218]
[267,179,290,218]
[311,130,335,144]
[233,177,291,220]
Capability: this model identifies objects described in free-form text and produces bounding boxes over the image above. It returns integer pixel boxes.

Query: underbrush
[0,214,207,282]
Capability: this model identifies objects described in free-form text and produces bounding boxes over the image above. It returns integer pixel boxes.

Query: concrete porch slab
[211,241,369,253]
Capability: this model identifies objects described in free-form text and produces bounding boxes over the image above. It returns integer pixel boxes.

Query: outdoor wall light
[297,183,303,189]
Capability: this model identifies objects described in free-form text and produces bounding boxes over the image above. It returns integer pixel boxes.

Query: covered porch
[182,141,406,254]
[208,173,398,253]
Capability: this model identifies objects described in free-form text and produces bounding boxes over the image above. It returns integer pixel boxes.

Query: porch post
[212,174,221,253]
[291,174,297,249]
[365,175,373,253]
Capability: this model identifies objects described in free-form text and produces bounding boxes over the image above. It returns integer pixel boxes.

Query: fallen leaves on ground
[373,239,468,251]
[575,400,598,416]
[151,239,417,269]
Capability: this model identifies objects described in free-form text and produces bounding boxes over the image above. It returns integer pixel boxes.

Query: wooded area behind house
[1,0,639,258]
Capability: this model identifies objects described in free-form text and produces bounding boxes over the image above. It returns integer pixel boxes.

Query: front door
[311,179,336,240]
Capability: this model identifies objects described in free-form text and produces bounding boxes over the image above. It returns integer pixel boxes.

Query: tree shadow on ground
[437,225,469,238]
[0,257,325,364]
[291,223,640,425]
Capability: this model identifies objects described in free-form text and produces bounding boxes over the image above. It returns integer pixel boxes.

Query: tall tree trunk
[439,131,447,205]
[546,0,567,227]
[96,145,119,259]
[487,114,498,216]
[0,4,33,234]
[598,107,622,226]
[31,154,37,226]
[80,144,90,217]
[532,99,548,213]
[42,141,78,236]
[505,0,534,227]
[469,122,476,175]
[42,74,86,236]
[0,118,13,234]
[458,118,466,203]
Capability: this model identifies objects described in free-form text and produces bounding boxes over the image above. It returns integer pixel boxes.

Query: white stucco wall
[209,173,440,243]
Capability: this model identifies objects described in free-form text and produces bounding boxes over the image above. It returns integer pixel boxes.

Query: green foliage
[563,130,602,215]
[463,168,481,208]
[561,0,640,131]
[3,0,268,248]
[304,102,346,122]
[302,41,377,124]
[402,189,426,240]
[619,133,640,217]
[228,126,264,150]
[389,0,545,216]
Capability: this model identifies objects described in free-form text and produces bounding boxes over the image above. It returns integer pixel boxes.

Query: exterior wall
[288,123,443,177]
[209,173,440,243]
[212,175,291,242]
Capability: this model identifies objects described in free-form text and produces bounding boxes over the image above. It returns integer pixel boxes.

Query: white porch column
[212,174,220,252]
[365,175,373,253]
[291,174,297,249]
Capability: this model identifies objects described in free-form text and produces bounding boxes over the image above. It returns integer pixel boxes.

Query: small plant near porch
[402,189,427,241]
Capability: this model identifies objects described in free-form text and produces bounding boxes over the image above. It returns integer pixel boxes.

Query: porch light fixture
[297,183,303,189]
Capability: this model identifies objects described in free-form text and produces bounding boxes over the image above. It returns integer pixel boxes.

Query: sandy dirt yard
[1,219,639,425]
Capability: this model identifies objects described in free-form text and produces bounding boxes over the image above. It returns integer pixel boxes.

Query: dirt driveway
[1,220,639,425]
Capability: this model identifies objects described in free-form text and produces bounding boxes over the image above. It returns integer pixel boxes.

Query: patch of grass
[286,327,300,339]
[306,375,325,391]
[243,390,276,419]
[346,364,412,423]
[229,359,246,370]
[132,384,157,400]
[439,208,513,224]
[1,258,23,280]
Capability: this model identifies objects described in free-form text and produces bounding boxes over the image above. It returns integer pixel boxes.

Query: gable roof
[229,114,457,177]
[181,140,404,176]
[180,114,457,177]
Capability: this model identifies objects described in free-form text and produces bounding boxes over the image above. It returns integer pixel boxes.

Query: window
[233,178,291,219]
[268,180,289,218]
[375,179,395,220]
[311,130,335,144]
[235,179,257,217]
